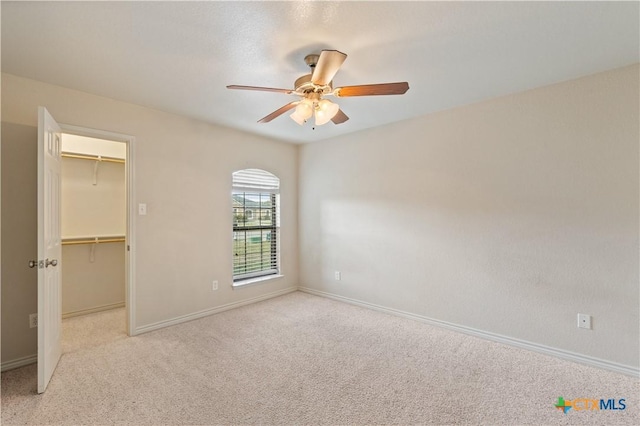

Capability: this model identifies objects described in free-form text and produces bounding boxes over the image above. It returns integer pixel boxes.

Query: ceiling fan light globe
[317,99,334,112]
[328,102,340,119]
[295,101,313,120]
[315,99,340,125]
[290,110,306,126]
[314,113,330,126]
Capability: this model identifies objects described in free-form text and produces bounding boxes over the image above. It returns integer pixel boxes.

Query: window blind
[232,169,280,282]
[232,169,280,193]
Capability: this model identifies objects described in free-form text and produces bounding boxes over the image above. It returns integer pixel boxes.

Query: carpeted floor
[1,291,638,425]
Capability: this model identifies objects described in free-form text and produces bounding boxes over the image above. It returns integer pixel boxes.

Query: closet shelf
[62,235,125,246]
[61,152,125,164]
[62,151,125,185]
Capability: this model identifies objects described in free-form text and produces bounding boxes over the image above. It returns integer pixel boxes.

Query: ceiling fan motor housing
[294,74,332,95]
[294,54,334,96]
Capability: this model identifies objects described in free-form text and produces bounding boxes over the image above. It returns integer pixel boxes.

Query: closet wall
[61,134,126,317]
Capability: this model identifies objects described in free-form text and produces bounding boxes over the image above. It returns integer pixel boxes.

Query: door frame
[59,124,136,336]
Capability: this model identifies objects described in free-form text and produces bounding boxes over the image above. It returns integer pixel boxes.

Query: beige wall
[62,157,126,238]
[1,73,299,354]
[1,123,38,364]
[62,243,125,316]
[299,65,639,368]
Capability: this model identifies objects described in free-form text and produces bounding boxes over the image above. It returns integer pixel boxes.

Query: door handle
[45,259,58,267]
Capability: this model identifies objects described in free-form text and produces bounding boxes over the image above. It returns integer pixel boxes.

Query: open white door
[37,107,63,393]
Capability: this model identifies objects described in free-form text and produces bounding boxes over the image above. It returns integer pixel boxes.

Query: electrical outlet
[334,271,341,281]
[29,313,38,328]
[212,280,218,291]
[138,203,147,215]
[577,313,592,330]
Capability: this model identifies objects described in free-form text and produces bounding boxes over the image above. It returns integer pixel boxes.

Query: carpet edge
[298,286,639,378]
[134,287,297,335]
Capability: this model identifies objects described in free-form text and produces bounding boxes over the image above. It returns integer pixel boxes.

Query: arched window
[232,169,280,282]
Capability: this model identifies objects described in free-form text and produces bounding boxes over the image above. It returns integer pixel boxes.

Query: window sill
[232,274,284,289]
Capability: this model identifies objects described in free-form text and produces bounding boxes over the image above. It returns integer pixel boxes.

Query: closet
[60,134,126,319]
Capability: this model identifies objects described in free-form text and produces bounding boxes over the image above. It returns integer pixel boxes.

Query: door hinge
[127,245,130,251]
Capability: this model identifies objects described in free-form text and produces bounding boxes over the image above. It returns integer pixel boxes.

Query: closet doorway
[59,128,134,338]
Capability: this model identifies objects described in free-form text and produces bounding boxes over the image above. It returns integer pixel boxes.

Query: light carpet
[1,291,638,425]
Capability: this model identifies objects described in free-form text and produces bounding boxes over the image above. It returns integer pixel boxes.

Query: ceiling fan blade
[331,109,349,124]
[335,82,409,97]
[227,85,293,94]
[311,50,347,86]
[257,102,298,123]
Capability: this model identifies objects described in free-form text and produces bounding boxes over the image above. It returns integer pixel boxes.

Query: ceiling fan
[227,50,409,126]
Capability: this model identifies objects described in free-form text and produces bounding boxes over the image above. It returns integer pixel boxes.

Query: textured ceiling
[2,1,638,144]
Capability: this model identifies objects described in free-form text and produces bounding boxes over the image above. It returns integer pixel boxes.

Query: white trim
[1,354,37,372]
[59,124,136,337]
[62,302,125,319]
[233,274,284,289]
[134,287,297,335]
[298,287,640,378]
[233,268,279,282]
[59,124,133,143]
[232,186,279,194]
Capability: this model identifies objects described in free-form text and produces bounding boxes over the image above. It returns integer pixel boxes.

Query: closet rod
[61,152,125,164]
[62,237,126,246]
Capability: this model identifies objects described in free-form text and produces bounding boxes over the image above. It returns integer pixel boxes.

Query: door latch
[29,260,45,269]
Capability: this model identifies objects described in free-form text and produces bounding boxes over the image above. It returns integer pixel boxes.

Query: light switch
[138,203,147,215]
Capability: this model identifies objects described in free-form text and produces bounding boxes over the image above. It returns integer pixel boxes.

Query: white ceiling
[2,1,638,144]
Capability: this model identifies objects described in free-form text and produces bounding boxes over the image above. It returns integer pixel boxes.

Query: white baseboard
[62,302,125,319]
[134,287,297,335]
[298,287,639,378]
[1,354,37,372]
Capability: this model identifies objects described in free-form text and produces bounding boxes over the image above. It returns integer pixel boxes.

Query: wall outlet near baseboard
[29,313,38,328]
[212,280,219,291]
[577,313,592,330]
[334,271,341,281]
